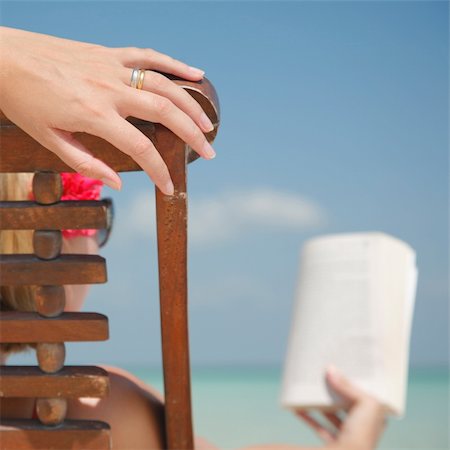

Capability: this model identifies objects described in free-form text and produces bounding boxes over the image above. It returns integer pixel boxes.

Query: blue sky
[3,1,448,368]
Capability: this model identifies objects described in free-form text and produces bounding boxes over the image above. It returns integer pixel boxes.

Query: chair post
[155,128,193,450]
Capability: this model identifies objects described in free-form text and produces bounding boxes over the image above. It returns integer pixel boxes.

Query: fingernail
[327,364,341,381]
[164,180,174,196]
[203,141,216,159]
[200,112,214,132]
[188,66,205,77]
[100,177,121,191]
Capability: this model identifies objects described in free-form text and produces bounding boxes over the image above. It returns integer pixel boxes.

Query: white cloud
[116,187,326,246]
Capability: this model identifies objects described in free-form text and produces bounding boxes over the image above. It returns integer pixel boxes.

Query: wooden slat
[0,312,109,343]
[0,254,106,285]
[0,120,149,173]
[0,200,109,230]
[0,366,109,398]
[0,419,111,449]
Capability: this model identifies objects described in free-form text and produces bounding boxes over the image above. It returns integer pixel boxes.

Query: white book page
[280,232,417,415]
[280,234,382,409]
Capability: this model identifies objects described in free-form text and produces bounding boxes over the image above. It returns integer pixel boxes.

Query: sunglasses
[96,197,114,248]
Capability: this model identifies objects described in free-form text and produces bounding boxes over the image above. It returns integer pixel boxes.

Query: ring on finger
[137,69,146,90]
[130,68,140,88]
[130,68,145,89]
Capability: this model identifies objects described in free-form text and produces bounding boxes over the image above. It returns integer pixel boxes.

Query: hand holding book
[296,365,386,450]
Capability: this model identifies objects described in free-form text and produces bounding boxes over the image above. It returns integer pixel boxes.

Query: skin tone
[0,25,217,195]
[0,25,386,448]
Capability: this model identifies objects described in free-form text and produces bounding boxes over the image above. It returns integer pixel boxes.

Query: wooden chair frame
[0,78,220,450]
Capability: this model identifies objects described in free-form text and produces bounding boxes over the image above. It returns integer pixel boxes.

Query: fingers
[295,410,335,444]
[45,128,122,190]
[326,366,386,450]
[326,365,365,409]
[120,68,214,133]
[117,46,205,80]
[119,89,216,160]
[337,399,386,450]
[90,113,174,195]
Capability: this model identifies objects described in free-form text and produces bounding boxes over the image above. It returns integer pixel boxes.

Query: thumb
[326,365,365,408]
[44,128,122,190]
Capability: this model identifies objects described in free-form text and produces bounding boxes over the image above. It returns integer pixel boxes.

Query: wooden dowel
[32,172,62,205]
[33,230,62,260]
[35,285,66,317]
[37,342,66,373]
[36,398,67,425]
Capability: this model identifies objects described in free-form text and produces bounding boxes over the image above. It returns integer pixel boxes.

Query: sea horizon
[122,363,449,450]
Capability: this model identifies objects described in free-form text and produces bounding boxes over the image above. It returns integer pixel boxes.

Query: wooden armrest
[0,77,220,172]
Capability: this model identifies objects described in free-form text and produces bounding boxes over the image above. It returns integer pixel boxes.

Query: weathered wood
[0,200,109,230]
[36,398,67,425]
[35,286,66,317]
[32,172,62,205]
[0,254,107,285]
[0,419,111,450]
[33,230,62,260]
[155,129,193,450]
[36,343,66,373]
[0,366,109,398]
[0,312,109,343]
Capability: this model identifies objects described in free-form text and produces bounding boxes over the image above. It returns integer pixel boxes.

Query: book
[279,232,418,417]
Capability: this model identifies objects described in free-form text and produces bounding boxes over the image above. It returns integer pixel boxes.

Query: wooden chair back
[0,78,220,450]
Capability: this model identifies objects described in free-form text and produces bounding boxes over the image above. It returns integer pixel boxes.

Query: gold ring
[137,69,146,90]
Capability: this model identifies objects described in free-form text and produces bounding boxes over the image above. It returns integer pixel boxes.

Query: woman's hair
[0,173,37,355]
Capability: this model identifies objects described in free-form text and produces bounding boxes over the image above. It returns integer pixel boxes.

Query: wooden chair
[0,78,220,450]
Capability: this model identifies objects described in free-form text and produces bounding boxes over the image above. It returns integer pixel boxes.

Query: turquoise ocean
[127,365,449,450]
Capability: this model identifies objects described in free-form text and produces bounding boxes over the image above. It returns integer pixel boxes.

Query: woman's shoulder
[67,365,165,450]
[94,366,220,450]
[100,364,164,403]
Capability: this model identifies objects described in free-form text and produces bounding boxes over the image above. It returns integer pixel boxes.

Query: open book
[280,232,418,417]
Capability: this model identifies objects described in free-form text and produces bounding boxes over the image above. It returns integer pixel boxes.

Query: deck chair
[0,78,220,450]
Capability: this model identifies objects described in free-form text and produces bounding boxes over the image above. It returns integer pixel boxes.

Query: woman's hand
[0,26,216,194]
[296,366,387,450]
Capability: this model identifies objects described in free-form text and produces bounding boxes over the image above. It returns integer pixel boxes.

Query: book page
[280,232,416,415]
